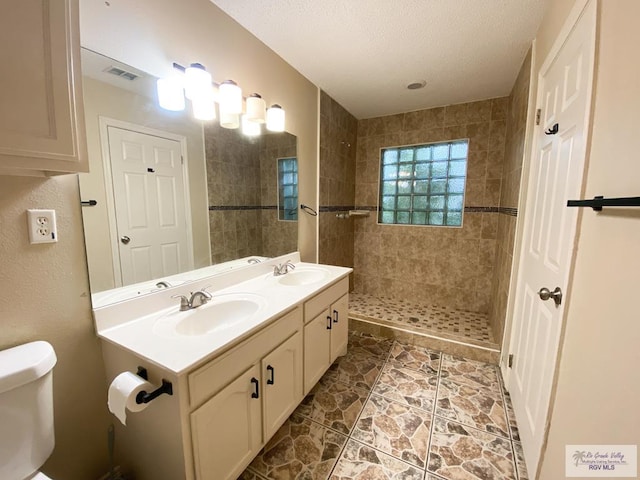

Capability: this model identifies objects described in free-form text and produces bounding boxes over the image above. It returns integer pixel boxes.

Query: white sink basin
[153,293,266,338]
[277,267,331,286]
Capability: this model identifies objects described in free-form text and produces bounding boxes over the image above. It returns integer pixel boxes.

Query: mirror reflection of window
[277,157,298,221]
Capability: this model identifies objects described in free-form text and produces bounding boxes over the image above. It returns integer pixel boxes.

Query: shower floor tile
[349,292,496,347]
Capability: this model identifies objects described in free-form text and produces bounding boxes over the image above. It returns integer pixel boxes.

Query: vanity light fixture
[266,104,285,132]
[156,63,285,134]
[241,114,261,136]
[219,80,243,115]
[245,93,266,123]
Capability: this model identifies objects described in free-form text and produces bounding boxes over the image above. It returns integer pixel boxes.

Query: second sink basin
[153,293,267,338]
[277,267,331,286]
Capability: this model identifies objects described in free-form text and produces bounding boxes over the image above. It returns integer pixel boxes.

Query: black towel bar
[567,196,640,211]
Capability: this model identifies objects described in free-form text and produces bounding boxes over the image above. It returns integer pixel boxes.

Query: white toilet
[0,341,57,480]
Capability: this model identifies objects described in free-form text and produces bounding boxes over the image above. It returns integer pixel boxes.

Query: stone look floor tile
[237,468,268,480]
[440,354,501,390]
[387,342,441,375]
[351,394,432,468]
[428,416,516,479]
[321,349,385,390]
[436,378,509,438]
[373,362,438,412]
[513,441,529,480]
[247,413,347,479]
[503,391,520,442]
[347,332,394,358]
[330,439,424,480]
[295,376,370,435]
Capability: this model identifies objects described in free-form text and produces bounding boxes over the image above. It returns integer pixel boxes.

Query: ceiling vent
[104,66,140,81]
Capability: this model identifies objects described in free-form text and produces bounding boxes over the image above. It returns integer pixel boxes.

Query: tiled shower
[318,50,532,360]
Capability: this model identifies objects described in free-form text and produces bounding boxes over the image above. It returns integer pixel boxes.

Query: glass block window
[378,140,468,226]
[277,157,298,221]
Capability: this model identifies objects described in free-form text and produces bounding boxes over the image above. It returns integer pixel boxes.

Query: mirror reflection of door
[106,124,193,286]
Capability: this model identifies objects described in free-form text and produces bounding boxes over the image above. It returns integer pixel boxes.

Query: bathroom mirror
[78,48,298,306]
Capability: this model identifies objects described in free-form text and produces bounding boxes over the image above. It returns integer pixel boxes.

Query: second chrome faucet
[273,261,296,276]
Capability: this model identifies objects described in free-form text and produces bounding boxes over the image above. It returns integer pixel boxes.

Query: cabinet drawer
[303,277,349,323]
[189,307,301,408]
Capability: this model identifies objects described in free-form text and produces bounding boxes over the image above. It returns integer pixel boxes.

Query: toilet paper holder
[135,367,173,404]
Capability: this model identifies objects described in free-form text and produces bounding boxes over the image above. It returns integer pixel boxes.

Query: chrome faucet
[172,287,212,311]
[273,261,296,276]
[156,281,172,288]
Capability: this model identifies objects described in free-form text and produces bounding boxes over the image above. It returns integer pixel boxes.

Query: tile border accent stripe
[319,205,518,216]
[209,205,277,211]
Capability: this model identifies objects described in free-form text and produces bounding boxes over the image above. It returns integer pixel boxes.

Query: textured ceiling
[211,0,547,119]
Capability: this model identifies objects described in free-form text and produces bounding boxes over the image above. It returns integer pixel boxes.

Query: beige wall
[0,175,110,479]
[80,76,209,292]
[80,0,319,262]
[353,99,508,314]
[538,0,640,477]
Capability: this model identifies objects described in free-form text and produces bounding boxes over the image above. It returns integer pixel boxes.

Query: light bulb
[242,114,261,136]
[245,93,266,123]
[192,85,216,121]
[220,111,240,129]
[156,77,185,111]
[184,63,212,101]
[266,104,285,132]
[219,80,243,115]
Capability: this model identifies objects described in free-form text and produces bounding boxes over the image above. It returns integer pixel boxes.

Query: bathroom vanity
[94,253,351,480]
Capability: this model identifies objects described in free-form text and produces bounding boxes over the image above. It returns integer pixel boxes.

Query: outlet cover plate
[27,209,58,244]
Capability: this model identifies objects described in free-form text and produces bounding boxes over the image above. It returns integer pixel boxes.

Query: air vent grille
[105,66,139,81]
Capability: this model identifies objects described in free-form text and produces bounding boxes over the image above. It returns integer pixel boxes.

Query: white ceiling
[211,0,547,119]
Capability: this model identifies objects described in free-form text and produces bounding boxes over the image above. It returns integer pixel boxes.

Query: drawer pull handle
[326,316,332,330]
[267,365,275,385]
[333,309,339,323]
[250,377,259,399]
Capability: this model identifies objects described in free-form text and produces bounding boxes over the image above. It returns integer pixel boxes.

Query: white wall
[538,1,640,477]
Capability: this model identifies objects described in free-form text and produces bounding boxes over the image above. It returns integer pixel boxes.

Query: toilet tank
[0,341,57,480]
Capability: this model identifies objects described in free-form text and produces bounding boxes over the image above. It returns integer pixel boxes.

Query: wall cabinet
[0,0,88,176]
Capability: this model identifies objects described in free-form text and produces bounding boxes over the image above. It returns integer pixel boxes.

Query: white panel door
[509,1,596,473]
[107,126,190,285]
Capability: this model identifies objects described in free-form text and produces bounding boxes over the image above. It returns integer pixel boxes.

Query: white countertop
[93,253,352,375]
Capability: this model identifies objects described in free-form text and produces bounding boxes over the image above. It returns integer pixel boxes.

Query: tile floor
[239,332,527,480]
[349,293,496,347]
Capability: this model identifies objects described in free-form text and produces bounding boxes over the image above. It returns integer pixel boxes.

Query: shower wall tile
[319,91,358,270]
[354,97,508,313]
[488,48,532,345]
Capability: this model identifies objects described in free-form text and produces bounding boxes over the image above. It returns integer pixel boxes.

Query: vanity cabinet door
[303,310,332,394]
[330,293,349,362]
[262,331,303,439]
[0,0,88,175]
[190,364,262,480]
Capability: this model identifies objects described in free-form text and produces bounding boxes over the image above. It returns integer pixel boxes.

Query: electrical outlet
[27,209,58,244]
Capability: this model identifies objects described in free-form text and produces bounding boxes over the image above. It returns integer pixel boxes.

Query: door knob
[120,235,131,245]
[538,287,562,306]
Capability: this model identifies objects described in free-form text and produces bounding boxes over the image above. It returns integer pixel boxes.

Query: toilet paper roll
[108,372,153,425]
